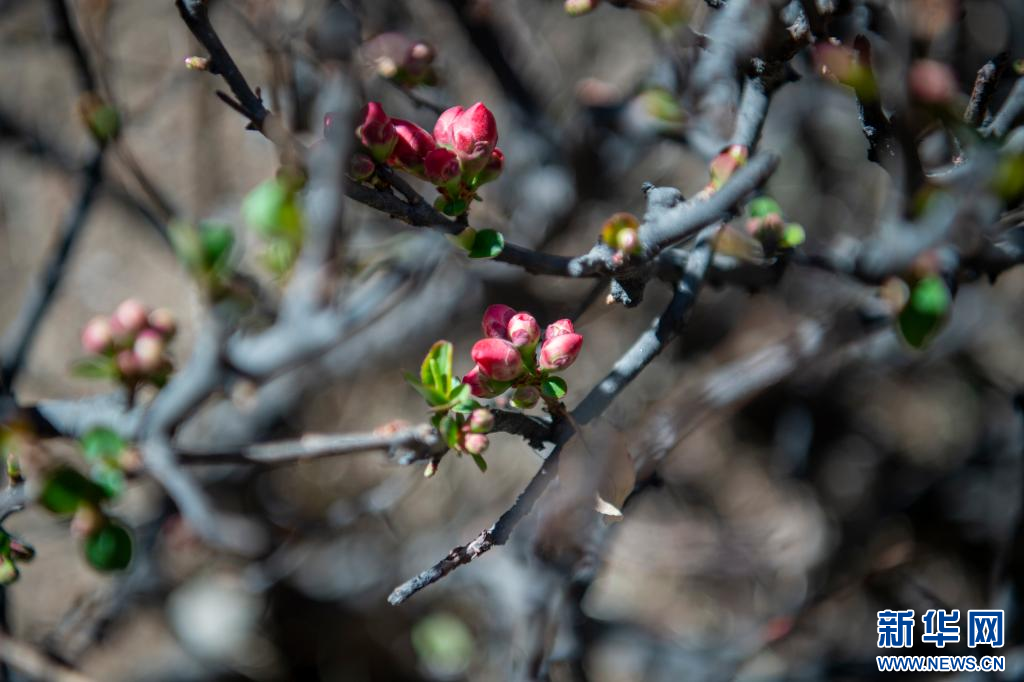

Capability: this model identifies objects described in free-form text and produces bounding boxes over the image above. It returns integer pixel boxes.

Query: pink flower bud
[356,102,397,162]
[409,41,435,63]
[482,304,516,339]
[538,333,583,372]
[424,148,461,186]
[451,102,498,174]
[463,432,489,455]
[469,408,494,433]
[507,312,540,350]
[709,144,749,190]
[113,299,148,336]
[511,385,540,408]
[81,316,113,354]
[471,338,524,381]
[71,504,104,538]
[463,365,500,398]
[475,147,504,186]
[433,106,464,148]
[133,329,165,373]
[116,349,139,378]
[389,118,436,171]
[350,152,376,180]
[148,308,176,340]
[545,319,574,341]
[908,59,957,104]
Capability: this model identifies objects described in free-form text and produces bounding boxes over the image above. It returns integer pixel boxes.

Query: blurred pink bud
[475,147,504,185]
[507,312,540,349]
[409,41,435,63]
[323,111,340,140]
[472,338,524,381]
[424,148,461,186]
[350,152,376,180]
[469,408,494,433]
[545,319,575,341]
[435,102,498,174]
[148,308,176,339]
[565,0,600,16]
[81,316,113,354]
[463,432,489,455]
[113,299,148,336]
[356,102,397,162]
[482,304,516,339]
[538,333,583,371]
[389,118,436,170]
[463,365,500,398]
[116,350,139,378]
[511,385,540,408]
[433,106,464,148]
[909,59,957,104]
[709,144,749,190]
[71,505,103,538]
[133,329,165,373]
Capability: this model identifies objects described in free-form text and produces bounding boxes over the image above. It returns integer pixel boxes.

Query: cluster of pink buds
[79,300,175,388]
[361,33,438,88]
[464,305,583,409]
[339,101,503,216]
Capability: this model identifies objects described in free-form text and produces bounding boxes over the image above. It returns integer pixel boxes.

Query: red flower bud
[463,432,489,455]
[475,147,504,186]
[469,408,494,433]
[511,385,540,408]
[350,152,376,181]
[435,103,498,175]
[463,365,500,398]
[433,106,464,148]
[389,118,436,170]
[356,102,397,162]
[133,329,165,373]
[81,316,113,354]
[113,299,148,336]
[545,319,574,341]
[148,308,176,340]
[471,338,524,381]
[424,148,461,186]
[482,304,516,339]
[538,333,583,372]
[507,312,540,350]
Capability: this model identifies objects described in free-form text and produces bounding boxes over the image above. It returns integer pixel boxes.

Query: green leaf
[80,427,125,463]
[748,197,782,218]
[404,373,449,407]
[71,356,117,380]
[446,382,471,407]
[897,277,951,349]
[243,180,303,239]
[88,104,121,142]
[411,613,475,678]
[780,223,806,249]
[262,238,298,276]
[468,229,505,259]
[420,341,453,394]
[198,222,235,272]
[91,464,125,498]
[39,467,108,515]
[445,227,477,252]
[471,454,487,472]
[439,416,461,449]
[540,376,568,400]
[0,557,18,585]
[83,522,133,572]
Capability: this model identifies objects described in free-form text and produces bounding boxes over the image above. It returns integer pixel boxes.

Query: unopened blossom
[471,338,524,381]
[538,333,583,371]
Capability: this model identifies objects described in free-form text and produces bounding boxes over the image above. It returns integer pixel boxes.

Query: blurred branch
[178,424,441,465]
[964,53,1008,127]
[0,634,95,682]
[0,154,103,392]
[983,76,1024,138]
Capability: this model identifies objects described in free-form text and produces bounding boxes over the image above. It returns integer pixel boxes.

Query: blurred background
[2,0,1024,679]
